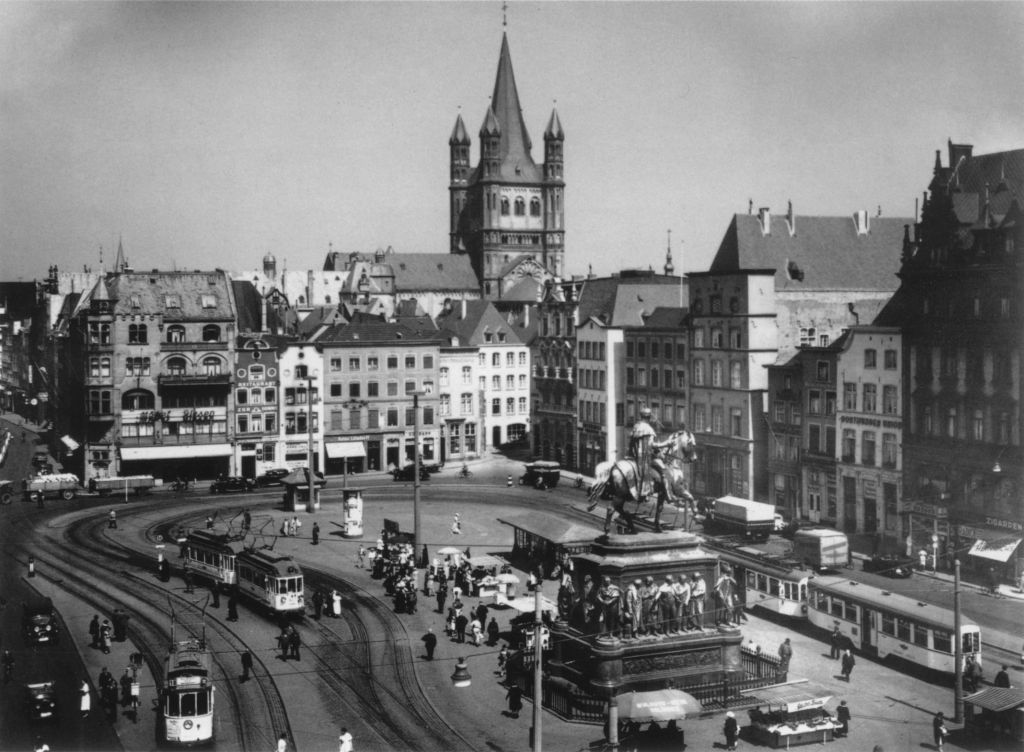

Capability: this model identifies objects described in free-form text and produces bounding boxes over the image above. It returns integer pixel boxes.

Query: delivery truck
[792,528,849,572]
[704,496,776,541]
[24,473,81,502]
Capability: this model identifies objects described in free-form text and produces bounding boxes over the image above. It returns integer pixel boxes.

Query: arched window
[530,197,541,217]
[167,325,186,344]
[128,323,148,344]
[122,389,155,410]
[167,357,187,376]
[514,197,525,216]
[202,324,221,342]
[202,356,221,376]
[500,197,510,216]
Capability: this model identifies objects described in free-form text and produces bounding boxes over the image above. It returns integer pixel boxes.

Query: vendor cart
[741,681,840,748]
[520,461,561,489]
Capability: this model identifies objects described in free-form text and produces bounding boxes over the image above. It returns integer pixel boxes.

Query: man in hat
[640,576,659,635]
[690,571,707,629]
[658,575,676,634]
[625,580,642,638]
[673,574,691,632]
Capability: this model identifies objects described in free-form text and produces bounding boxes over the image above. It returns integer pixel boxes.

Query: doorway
[492,426,502,449]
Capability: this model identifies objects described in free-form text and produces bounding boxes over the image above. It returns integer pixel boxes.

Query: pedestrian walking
[288,626,301,660]
[422,628,437,660]
[278,629,290,661]
[183,564,195,593]
[933,711,948,750]
[312,522,320,545]
[227,590,239,622]
[89,614,100,649]
[332,589,342,618]
[120,669,132,706]
[80,679,91,718]
[240,650,253,682]
[487,617,500,646]
[723,710,738,750]
[830,626,842,659]
[211,583,220,608]
[108,509,117,529]
[338,727,353,752]
[995,664,1011,688]
[129,677,140,721]
[436,580,448,614]
[835,700,850,737]
[101,620,112,654]
[840,649,855,681]
[455,613,468,643]
[471,617,483,646]
[778,637,793,673]
[357,545,366,568]
[277,732,289,752]
[506,684,523,719]
[312,589,324,620]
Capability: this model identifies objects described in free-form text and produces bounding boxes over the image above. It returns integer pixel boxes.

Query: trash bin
[112,610,130,642]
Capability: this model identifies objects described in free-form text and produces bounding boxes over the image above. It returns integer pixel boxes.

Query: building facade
[233,338,281,479]
[576,317,617,475]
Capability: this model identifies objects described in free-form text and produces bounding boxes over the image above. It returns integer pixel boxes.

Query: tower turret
[449,113,471,252]
[263,251,277,278]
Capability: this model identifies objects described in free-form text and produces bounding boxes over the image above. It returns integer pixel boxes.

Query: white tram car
[807,576,981,674]
[235,548,305,616]
[183,530,245,589]
[706,539,812,618]
[160,637,214,746]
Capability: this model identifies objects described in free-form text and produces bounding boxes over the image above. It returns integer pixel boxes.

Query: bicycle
[458,466,472,479]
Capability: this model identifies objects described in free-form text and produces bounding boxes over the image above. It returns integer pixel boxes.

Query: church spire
[664,230,674,275]
[114,236,127,273]
[490,33,534,165]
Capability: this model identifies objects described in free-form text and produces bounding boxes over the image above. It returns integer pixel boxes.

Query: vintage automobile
[255,468,291,487]
[25,680,57,721]
[519,461,562,489]
[392,464,430,482]
[862,554,915,578]
[23,597,59,645]
[0,480,14,505]
[209,476,255,494]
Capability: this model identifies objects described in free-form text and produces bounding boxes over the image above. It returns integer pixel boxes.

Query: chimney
[260,294,268,333]
[948,140,973,172]
[460,298,467,319]
[523,303,530,328]
[758,207,771,236]
[853,210,870,236]
[785,201,795,237]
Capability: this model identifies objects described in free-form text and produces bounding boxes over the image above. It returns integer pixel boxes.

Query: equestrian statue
[586,407,698,533]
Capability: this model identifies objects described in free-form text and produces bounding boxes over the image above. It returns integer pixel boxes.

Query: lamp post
[412,390,425,556]
[531,582,544,752]
[306,370,319,513]
[953,558,963,722]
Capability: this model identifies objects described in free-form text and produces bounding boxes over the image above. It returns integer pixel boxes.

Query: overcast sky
[2,1,1022,283]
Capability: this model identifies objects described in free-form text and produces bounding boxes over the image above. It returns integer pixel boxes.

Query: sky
[2,1,1022,283]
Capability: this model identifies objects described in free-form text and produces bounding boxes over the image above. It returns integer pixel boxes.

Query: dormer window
[201,294,217,308]
[165,295,180,309]
[130,295,141,309]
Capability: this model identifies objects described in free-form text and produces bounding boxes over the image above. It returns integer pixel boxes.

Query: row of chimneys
[749,200,880,237]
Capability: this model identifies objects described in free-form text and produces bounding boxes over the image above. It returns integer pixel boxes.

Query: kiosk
[342,488,364,538]
[741,681,840,748]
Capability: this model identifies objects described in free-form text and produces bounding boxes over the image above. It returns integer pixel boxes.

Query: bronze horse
[586,429,698,533]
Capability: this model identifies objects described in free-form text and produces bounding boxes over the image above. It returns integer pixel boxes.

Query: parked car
[392,464,430,482]
[863,554,914,578]
[255,468,290,487]
[25,681,57,721]
[22,597,59,645]
[31,451,50,469]
[0,480,14,505]
[209,476,254,494]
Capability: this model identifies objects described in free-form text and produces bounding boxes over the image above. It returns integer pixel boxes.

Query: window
[513,197,525,216]
[946,406,958,438]
[167,357,187,376]
[663,341,673,359]
[816,361,829,382]
[863,384,877,412]
[519,352,527,366]
[710,329,723,348]
[128,323,148,344]
[518,374,527,389]
[692,403,706,432]
[237,415,249,433]
[492,398,501,415]
[808,390,821,415]
[462,366,471,385]
[460,393,472,414]
[294,365,308,379]
[492,375,501,390]
[843,383,857,410]
[864,349,877,368]
[882,433,897,468]
[506,375,515,390]
[385,408,398,427]
[330,383,342,397]
[626,368,635,387]
[349,382,361,398]
[122,390,153,410]
[402,355,414,369]
[89,389,111,415]
[896,618,911,641]
[884,349,897,369]
[518,397,527,413]
[799,328,816,347]
[202,356,221,375]
[626,341,635,357]
[440,367,449,386]
[202,324,221,342]
[637,368,647,387]
[842,429,856,462]
[440,394,451,416]
[862,431,876,466]
[711,360,722,387]
[238,388,250,404]
[825,391,836,415]
[711,405,723,434]
[730,329,741,348]
[650,341,659,359]
[405,408,415,426]
[808,424,821,454]
[249,364,264,379]
[506,397,515,415]
[693,360,705,386]
[404,379,416,394]
[637,341,646,358]
[882,386,897,414]
[265,387,276,403]
[164,295,180,308]
[386,380,398,397]
[126,357,149,376]
[650,368,659,388]
[773,400,786,423]
[166,325,186,343]
[730,362,742,389]
[422,355,434,370]
[730,408,743,437]
[971,409,984,441]
[387,355,398,370]
[89,322,111,344]
[530,197,541,216]
[500,197,510,216]
[201,294,217,308]
[693,328,705,348]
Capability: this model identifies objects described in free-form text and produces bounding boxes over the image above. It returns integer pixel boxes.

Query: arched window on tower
[514,197,525,216]
[500,197,510,216]
[530,198,541,217]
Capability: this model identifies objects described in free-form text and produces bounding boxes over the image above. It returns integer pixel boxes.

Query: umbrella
[496,573,521,584]
[616,690,703,723]
[437,546,462,555]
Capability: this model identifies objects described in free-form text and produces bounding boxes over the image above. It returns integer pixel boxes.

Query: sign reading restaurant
[838,415,902,429]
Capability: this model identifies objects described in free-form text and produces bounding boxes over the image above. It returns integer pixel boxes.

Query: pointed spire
[114,236,127,273]
[449,111,470,146]
[480,104,501,138]
[489,33,533,163]
[664,229,674,275]
[996,160,1009,193]
[92,277,112,303]
[544,107,564,141]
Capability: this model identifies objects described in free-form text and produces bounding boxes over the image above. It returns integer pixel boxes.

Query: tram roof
[166,639,211,674]
[811,576,977,629]
[238,548,303,576]
[186,529,247,552]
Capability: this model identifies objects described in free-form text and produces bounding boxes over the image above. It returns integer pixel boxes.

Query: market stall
[963,686,1024,743]
[741,681,840,749]
[614,689,703,748]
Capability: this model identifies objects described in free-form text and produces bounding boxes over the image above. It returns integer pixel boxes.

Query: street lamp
[411,390,425,557]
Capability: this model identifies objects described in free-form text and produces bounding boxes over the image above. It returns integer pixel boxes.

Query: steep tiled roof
[388,253,479,291]
[708,213,911,291]
[435,300,526,346]
[502,276,543,302]
[640,306,689,330]
[317,313,442,345]
[572,274,686,327]
[232,280,262,334]
[945,147,1024,227]
[297,306,347,338]
[102,271,236,320]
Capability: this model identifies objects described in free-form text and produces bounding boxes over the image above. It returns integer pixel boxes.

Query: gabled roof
[943,147,1024,227]
[435,300,526,346]
[707,213,910,291]
[638,306,689,330]
[317,313,442,345]
[83,271,236,320]
[570,274,685,327]
[297,305,347,338]
[231,280,262,334]
[388,253,479,291]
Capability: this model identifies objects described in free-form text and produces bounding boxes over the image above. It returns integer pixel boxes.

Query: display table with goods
[741,682,840,749]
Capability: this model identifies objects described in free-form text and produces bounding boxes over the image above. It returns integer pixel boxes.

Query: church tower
[449,33,564,298]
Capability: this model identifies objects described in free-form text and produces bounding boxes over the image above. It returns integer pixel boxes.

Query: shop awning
[617,690,703,723]
[120,444,232,461]
[60,435,80,451]
[325,441,366,459]
[964,687,1024,712]
[742,681,833,713]
[968,537,1022,563]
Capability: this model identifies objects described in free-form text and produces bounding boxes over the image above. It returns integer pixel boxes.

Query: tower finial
[664,229,675,276]
[503,1,507,28]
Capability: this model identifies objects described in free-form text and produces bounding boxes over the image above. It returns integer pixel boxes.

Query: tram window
[197,689,210,715]
[846,603,858,622]
[166,694,180,715]
[913,625,929,647]
[746,571,756,589]
[799,583,807,601]
[963,632,980,655]
[933,630,951,653]
[756,573,768,592]
[881,614,895,636]
[830,598,844,619]
[181,693,196,716]
[769,578,780,597]
[896,618,911,641]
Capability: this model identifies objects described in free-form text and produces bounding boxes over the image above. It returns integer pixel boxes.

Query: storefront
[324,439,366,475]
[904,500,952,568]
[119,443,232,482]
[956,517,1023,582]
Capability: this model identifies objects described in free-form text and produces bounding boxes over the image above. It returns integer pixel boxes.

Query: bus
[807,576,980,675]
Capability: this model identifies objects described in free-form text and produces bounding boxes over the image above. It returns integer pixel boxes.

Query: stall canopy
[121,444,232,460]
[967,537,1022,563]
[742,682,833,713]
[325,441,366,459]
[964,687,1024,712]
[502,593,559,613]
[617,690,703,723]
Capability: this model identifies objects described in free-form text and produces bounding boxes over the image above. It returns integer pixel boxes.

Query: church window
[500,198,510,216]
[530,198,541,217]
[514,197,525,216]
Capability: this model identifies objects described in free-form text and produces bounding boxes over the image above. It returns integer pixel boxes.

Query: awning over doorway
[120,444,232,461]
[325,441,366,459]
[967,537,1022,563]
[617,689,703,723]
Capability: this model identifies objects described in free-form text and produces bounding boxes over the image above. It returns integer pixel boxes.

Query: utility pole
[413,391,422,556]
[532,583,543,752]
[953,558,963,723]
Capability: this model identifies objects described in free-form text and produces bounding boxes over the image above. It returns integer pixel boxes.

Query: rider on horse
[630,407,671,503]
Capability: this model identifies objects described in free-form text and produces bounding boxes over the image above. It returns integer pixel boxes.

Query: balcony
[161,340,228,352]
[158,373,230,386]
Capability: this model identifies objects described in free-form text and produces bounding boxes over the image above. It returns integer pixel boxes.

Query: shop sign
[909,502,948,518]
[286,442,309,452]
[985,516,1024,532]
[839,415,902,429]
[957,525,989,539]
[403,430,435,439]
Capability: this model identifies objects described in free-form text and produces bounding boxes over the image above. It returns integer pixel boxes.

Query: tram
[160,632,214,745]
[704,536,812,618]
[235,548,305,616]
[807,576,981,674]
[182,530,245,589]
